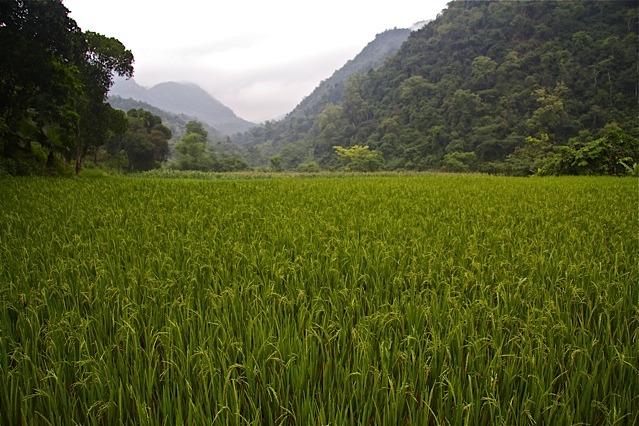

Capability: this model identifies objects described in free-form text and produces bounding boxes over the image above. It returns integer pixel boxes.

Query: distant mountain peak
[109,78,255,135]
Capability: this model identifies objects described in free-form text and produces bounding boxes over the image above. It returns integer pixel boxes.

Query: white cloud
[64,0,450,122]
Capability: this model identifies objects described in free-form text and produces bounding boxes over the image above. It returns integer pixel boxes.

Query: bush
[297,161,321,173]
[443,151,476,173]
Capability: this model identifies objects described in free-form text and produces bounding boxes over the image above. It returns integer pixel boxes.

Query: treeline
[82,111,250,174]
[108,96,224,143]
[235,0,639,175]
[0,1,242,176]
[3,1,637,177]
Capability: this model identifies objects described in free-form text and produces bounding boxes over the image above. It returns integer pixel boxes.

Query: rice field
[0,174,637,425]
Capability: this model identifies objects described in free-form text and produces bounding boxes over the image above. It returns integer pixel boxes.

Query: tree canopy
[233,0,639,175]
[171,121,216,172]
[0,0,134,175]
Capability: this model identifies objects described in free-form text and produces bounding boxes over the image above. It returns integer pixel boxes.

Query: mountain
[288,27,418,118]
[233,25,428,167]
[334,0,638,173]
[108,79,255,135]
[235,1,638,174]
[107,95,224,142]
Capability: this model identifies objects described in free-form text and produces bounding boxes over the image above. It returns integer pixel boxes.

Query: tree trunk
[47,150,55,169]
[75,144,86,174]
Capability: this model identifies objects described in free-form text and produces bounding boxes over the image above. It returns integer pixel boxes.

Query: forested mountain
[235,1,638,174]
[288,27,419,119]
[233,25,426,168]
[109,79,255,135]
[108,95,224,142]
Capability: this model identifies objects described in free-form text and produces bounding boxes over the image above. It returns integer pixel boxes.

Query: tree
[334,145,384,172]
[74,31,133,173]
[0,1,82,174]
[297,161,321,173]
[0,0,134,175]
[106,109,170,172]
[309,104,349,166]
[185,121,208,140]
[171,123,215,171]
[269,156,284,172]
[526,83,571,138]
[470,56,497,90]
[342,73,370,126]
[216,155,251,172]
[443,151,477,173]
[506,133,557,176]
[553,124,639,175]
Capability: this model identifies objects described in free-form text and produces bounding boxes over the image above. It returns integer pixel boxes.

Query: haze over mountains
[287,25,427,119]
[108,22,428,135]
[109,79,255,135]
[232,1,638,173]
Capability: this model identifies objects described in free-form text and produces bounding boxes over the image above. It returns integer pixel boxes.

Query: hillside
[288,27,417,118]
[233,25,426,167]
[235,1,638,174]
[107,95,223,142]
[109,79,255,135]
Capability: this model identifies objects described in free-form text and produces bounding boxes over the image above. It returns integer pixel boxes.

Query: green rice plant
[0,175,637,425]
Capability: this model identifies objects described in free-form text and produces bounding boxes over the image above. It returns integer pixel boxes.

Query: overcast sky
[64,0,450,122]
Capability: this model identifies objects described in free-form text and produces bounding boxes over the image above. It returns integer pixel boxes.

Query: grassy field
[0,174,637,425]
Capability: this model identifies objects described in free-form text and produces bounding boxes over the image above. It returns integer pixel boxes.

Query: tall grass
[1,175,637,425]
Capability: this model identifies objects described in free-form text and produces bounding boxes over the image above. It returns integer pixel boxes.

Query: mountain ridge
[108,79,255,135]
[232,24,427,166]
[287,25,427,119]
[233,2,638,173]
[107,95,224,142]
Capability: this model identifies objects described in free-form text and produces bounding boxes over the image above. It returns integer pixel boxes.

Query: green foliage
[1,176,636,424]
[269,155,284,172]
[310,104,349,166]
[166,120,252,173]
[184,120,208,140]
[101,109,170,172]
[619,160,639,177]
[526,83,573,139]
[297,161,321,173]
[506,133,557,176]
[172,133,215,171]
[77,167,110,178]
[216,155,251,172]
[552,124,639,175]
[507,124,639,176]
[0,0,134,175]
[235,1,638,175]
[443,151,476,173]
[334,144,384,172]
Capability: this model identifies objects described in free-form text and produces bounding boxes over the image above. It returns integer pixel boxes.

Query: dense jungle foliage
[2,1,637,176]
[236,1,638,175]
[0,0,137,176]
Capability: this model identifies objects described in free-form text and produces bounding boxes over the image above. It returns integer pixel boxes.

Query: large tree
[0,1,81,173]
[0,0,134,175]
[106,109,170,172]
[171,121,216,172]
[74,31,134,173]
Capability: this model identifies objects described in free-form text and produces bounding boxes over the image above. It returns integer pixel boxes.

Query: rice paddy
[1,174,637,425]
